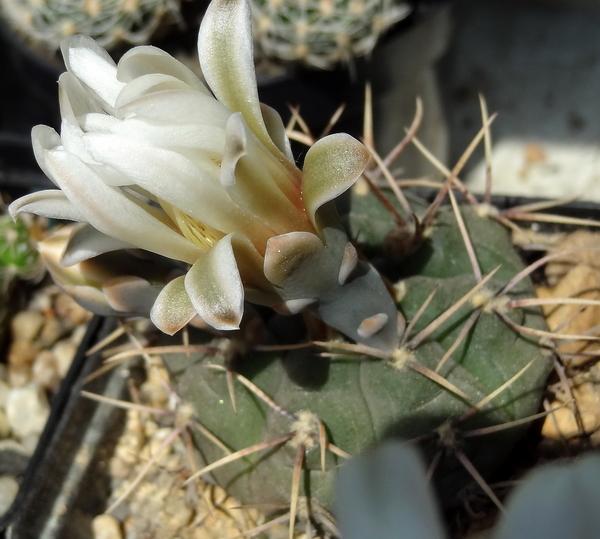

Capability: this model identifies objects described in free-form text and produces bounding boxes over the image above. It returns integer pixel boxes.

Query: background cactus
[250,0,411,68]
[0,0,181,51]
[336,441,600,539]
[162,187,552,519]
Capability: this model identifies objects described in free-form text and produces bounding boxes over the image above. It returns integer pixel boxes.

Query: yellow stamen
[161,202,223,251]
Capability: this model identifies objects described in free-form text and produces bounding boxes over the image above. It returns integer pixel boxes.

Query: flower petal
[198,0,284,158]
[103,276,160,314]
[115,74,193,109]
[83,132,274,243]
[107,117,226,157]
[302,133,370,228]
[31,125,62,186]
[151,275,197,335]
[9,190,88,222]
[61,35,125,109]
[117,45,211,95]
[43,148,203,264]
[260,103,294,161]
[185,234,244,330]
[60,223,136,266]
[117,89,232,127]
[221,113,307,234]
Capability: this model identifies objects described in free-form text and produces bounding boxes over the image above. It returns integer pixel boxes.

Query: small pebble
[10,311,45,342]
[55,293,91,327]
[32,350,60,391]
[6,383,50,440]
[52,340,77,379]
[8,340,41,388]
[38,316,63,348]
[91,514,123,539]
[27,290,52,312]
[0,476,19,517]
[70,324,87,347]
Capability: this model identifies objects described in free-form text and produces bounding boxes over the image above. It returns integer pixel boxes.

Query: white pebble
[6,383,50,440]
[32,350,60,390]
[52,340,77,378]
[0,476,19,517]
[10,311,45,342]
[92,514,123,539]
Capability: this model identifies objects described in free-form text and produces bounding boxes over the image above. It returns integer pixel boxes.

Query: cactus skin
[251,0,411,68]
[1,0,180,51]
[163,189,552,514]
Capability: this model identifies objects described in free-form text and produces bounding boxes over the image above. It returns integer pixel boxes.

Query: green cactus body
[1,0,180,51]
[251,0,410,68]
[163,190,552,513]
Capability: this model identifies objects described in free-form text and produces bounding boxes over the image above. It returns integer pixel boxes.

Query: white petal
[115,74,192,109]
[61,223,136,266]
[221,113,307,234]
[83,133,274,243]
[198,0,284,158]
[185,234,244,331]
[31,125,62,186]
[43,148,203,264]
[59,74,98,164]
[108,117,226,157]
[9,190,89,222]
[260,103,294,161]
[118,89,232,127]
[61,35,125,109]
[79,113,120,132]
[117,45,211,95]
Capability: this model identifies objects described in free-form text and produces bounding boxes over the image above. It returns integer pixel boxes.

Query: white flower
[10,0,399,352]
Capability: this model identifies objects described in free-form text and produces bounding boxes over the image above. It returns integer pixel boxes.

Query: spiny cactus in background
[0,0,181,51]
[0,214,40,288]
[251,0,411,68]
[336,441,600,539]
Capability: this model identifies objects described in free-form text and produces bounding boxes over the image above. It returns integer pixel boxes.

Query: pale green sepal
[264,231,326,292]
[61,223,136,266]
[62,284,117,317]
[185,234,244,331]
[310,258,400,352]
[198,0,283,158]
[302,133,370,229]
[151,275,197,335]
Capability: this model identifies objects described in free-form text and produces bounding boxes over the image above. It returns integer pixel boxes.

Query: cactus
[336,441,600,539]
[6,0,560,532]
[0,0,181,51]
[251,0,411,68]
[163,189,552,518]
[0,213,40,286]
